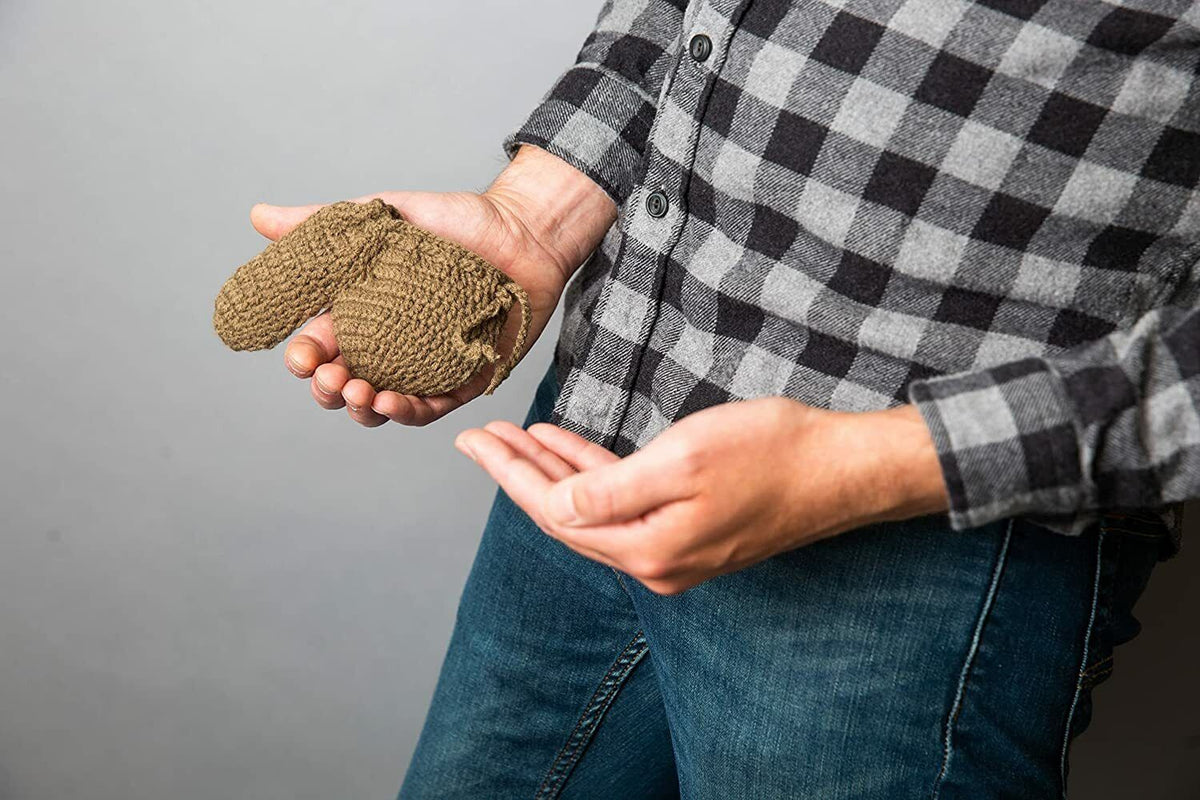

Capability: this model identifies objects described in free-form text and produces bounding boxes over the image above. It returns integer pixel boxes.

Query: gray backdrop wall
[0,1,1195,798]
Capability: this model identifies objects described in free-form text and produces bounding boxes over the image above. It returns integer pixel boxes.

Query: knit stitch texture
[213,199,530,396]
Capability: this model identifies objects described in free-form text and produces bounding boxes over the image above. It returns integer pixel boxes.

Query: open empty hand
[455,398,949,594]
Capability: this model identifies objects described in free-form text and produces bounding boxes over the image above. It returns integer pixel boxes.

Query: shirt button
[689,33,712,62]
[646,190,670,218]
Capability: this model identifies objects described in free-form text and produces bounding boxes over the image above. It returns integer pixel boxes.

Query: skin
[252,145,950,595]
[251,145,617,427]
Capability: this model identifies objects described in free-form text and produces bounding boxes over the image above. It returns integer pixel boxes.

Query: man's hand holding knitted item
[243,146,617,427]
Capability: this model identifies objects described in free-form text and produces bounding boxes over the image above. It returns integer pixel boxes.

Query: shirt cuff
[504,64,656,207]
[907,358,1090,533]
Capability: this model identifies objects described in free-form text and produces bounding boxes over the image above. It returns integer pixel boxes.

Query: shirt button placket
[601,14,728,447]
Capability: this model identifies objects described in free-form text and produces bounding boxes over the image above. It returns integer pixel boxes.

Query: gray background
[0,1,1195,798]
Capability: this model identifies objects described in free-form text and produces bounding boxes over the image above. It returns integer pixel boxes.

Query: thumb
[250,202,328,241]
[543,445,692,528]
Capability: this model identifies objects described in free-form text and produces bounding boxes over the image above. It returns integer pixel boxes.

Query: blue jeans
[399,364,1161,799]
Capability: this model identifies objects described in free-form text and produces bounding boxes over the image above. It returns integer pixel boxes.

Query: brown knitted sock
[213,199,530,396]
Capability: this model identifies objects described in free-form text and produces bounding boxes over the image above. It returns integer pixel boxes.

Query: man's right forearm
[485,145,618,285]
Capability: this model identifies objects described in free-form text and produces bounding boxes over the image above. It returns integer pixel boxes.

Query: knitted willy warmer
[213,199,531,396]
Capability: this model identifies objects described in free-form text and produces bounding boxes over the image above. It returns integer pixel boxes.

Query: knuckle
[672,440,705,479]
[628,555,674,581]
[642,577,687,596]
[542,518,578,543]
[573,482,611,521]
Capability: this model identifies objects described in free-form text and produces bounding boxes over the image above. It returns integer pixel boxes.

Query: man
[251,0,1198,795]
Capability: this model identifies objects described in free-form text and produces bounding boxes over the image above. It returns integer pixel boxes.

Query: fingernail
[286,357,306,377]
[547,486,579,526]
[314,379,334,396]
[347,403,361,413]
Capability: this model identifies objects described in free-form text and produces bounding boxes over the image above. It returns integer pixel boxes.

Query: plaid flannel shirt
[505,0,1200,548]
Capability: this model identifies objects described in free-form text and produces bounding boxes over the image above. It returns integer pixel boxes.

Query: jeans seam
[1058,528,1107,799]
[612,568,633,597]
[1090,526,1161,540]
[533,629,650,800]
[930,519,1014,800]
[1080,653,1113,676]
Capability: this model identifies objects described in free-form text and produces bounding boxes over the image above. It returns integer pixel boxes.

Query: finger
[546,502,694,581]
[403,393,461,426]
[341,378,376,413]
[311,357,350,410]
[349,408,388,427]
[455,429,556,523]
[341,378,387,427]
[455,429,629,569]
[371,391,419,425]
[373,391,462,427]
[526,424,620,470]
[542,445,694,529]
[284,313,340,378]
[537,503,676,576]
[483,421,576,481]
[369,353,495,427]
[250,202,328,241]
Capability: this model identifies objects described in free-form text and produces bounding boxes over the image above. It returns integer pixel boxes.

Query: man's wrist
[484,145,618,283]
[857,405,951,522]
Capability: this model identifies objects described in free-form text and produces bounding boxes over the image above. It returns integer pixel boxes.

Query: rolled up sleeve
[909,292,1200,534]
[505,0,685,205]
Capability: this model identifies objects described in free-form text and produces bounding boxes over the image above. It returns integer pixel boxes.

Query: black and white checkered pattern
[505,0,1200,545]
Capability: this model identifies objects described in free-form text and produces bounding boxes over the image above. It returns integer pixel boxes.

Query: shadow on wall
[1070,500,1200,799]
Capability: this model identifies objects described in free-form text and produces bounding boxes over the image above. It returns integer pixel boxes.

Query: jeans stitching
[1089,526,1162,540]
[533,629,650,799]
[612,568,632,597]
[930,519,1014,800]
[1079,654,1113,679]
[1058,528,1107,799]
[1080,665,1114,689]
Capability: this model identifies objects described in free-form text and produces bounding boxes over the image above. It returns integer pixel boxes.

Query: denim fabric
[399,363,1160,800]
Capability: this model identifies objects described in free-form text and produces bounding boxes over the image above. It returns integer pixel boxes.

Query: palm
[250,191,568,427]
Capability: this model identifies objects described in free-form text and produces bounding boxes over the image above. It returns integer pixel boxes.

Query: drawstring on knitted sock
[484,282,531,395]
